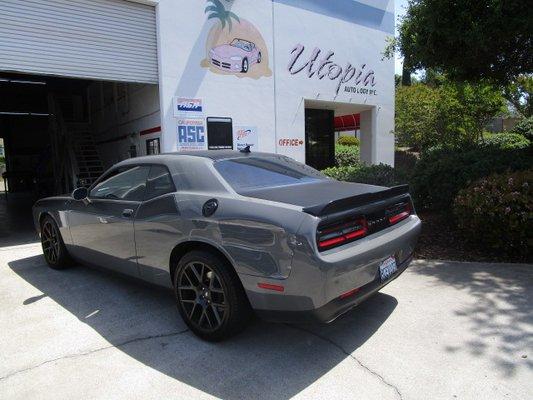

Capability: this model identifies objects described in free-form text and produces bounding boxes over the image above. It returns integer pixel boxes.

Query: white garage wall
[272,0,395,164]
[156,0,276,154]
[155,0,395,165]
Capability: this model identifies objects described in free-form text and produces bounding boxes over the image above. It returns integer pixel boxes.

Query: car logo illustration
[209,38,262,73]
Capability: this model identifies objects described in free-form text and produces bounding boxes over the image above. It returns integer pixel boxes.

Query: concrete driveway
[1,242,531,400]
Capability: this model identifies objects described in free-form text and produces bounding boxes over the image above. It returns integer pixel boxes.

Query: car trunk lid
[238,180,387,210]
[240,180,413,251]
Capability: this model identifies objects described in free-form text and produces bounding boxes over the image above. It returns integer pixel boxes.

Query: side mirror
[72,187,88,201]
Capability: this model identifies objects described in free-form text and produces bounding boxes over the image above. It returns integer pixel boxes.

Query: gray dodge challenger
[33,151,421,341]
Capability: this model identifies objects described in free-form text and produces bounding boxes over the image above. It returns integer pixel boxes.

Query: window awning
[334,114,360,131]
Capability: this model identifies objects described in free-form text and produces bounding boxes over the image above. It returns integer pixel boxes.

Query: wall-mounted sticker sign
[174,97,203,116]
[287,43,377,96]
[207,117,233,150]
[278,138,304,147]
[177,118,206,151]
[234,126,258,151]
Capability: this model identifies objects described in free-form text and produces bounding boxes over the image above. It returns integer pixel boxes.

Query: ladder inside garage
[67,122,104,188]
[48,93,105,192]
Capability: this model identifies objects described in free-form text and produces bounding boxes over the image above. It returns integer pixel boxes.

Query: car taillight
[387,202,412,225]
[317,217,368,251]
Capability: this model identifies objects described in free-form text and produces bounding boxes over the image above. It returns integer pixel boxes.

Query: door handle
[122,209,134,218]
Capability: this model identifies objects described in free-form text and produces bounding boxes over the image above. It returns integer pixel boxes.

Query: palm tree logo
[205,0,240,31]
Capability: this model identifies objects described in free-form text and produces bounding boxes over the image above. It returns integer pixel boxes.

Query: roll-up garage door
[0,0,158,83]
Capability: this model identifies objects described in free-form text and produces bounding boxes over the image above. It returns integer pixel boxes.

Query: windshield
[214,155,327,191]
[230,39,252,51]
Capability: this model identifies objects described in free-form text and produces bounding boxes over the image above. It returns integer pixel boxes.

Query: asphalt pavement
[1,242,531,400]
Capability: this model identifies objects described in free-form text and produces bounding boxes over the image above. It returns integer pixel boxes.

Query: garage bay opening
[0,72,160,243]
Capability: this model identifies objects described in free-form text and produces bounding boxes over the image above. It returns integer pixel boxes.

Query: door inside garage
[0,0,159,245]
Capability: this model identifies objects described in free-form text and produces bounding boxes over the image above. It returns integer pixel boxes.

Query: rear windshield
[214,155,327,191]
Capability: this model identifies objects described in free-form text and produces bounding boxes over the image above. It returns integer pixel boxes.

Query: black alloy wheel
[174,250,252,341]
[41,216,71,269]
[177,261,227,332]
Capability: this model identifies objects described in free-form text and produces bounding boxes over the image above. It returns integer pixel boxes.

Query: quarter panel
[189,195,306,279]
[133,191,307,286]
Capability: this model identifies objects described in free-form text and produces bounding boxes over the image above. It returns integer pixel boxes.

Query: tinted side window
[145,165,175,200]
[90,166,150,201]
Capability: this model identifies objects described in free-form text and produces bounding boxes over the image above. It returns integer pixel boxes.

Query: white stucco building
[0,0,395,193]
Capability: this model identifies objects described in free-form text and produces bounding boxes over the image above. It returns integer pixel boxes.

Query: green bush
[512,116,533,141]
[0,156,5,165]
[335,144,360,167]
[453,170,532,259]
[412,144,533,210]
[394,150,418,180]
[481,133,530,149]
[337,135,360,146]
[395,82,505,150]
[322,165,361,182]
[323,163,408,187]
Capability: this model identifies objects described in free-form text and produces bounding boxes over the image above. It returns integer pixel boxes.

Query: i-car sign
[177,98,203,113]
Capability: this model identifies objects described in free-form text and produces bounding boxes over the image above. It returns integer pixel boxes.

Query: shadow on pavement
[9,254,397,400]
[412,260,533,377]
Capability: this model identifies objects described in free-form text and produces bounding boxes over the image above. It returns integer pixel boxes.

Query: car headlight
[230,56,242,61]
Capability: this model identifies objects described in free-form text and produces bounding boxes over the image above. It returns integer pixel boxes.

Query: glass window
[89,166,149,201]
[146,138,160,155]
[129,145,137,158]
[214,156,326,191]
[145,165,175,200]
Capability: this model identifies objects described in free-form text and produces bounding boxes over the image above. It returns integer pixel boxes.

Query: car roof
[114,150,277,167]
[165,150,275,160]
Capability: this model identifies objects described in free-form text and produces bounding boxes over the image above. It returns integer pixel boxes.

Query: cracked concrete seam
[285,324,404,400]
[0,329,190,382]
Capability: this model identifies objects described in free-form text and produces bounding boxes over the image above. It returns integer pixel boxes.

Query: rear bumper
[255,254,413,323]
[241,215,421,322]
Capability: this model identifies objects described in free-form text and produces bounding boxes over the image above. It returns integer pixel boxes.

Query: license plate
[379,256,398,282]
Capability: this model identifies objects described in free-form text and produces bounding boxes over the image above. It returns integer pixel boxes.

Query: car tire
[241,58,249,73]
[40,215,72,270]
[173,250,252,341]
[257,52,262,63]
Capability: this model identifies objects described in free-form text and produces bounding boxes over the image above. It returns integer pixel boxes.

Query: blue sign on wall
[176,98,203,113]
[177,120,206,151]
[178,125,205,143]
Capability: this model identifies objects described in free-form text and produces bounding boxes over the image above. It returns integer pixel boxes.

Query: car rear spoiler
[302,185,410,217]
